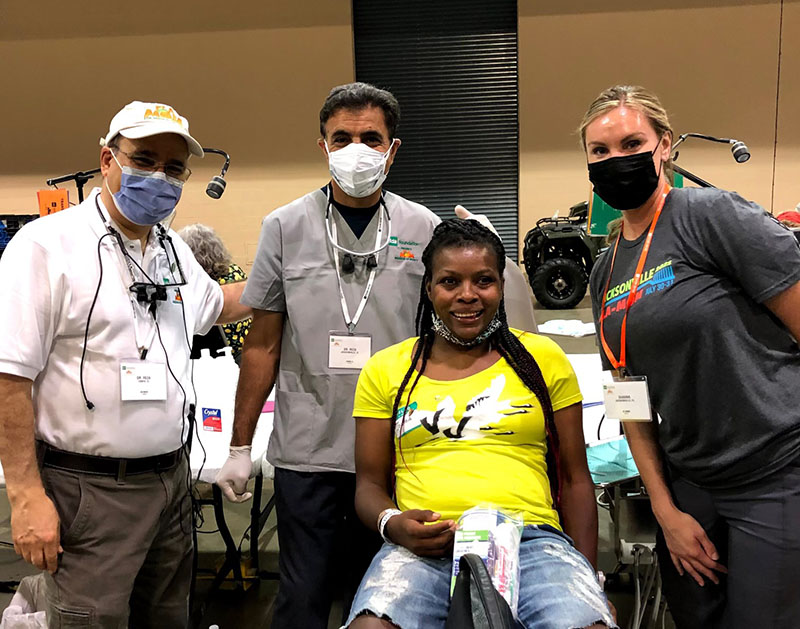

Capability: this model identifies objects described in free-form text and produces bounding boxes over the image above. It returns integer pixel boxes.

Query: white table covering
[0,352,612,487]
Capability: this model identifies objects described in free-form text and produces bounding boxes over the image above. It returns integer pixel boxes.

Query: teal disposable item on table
[586,436,640,487]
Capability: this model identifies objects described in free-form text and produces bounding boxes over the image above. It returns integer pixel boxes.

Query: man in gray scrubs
[216,82,536,628]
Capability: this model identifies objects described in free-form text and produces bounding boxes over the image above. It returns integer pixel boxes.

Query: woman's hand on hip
[385,509,456,558]
[659,508,727,586]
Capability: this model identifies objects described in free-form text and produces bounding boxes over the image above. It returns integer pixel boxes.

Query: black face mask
[587,147,661,210]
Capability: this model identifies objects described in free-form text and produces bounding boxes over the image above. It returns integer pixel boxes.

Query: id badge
[328,332,372,370]
[602,375,652,422]
[120,359,168,401]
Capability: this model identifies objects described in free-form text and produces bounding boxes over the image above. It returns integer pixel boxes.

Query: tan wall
[0,0,354,269]
[3,2,798,269]
[520,0,800,253]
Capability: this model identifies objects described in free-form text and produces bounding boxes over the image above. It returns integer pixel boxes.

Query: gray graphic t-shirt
[590,187,800,488]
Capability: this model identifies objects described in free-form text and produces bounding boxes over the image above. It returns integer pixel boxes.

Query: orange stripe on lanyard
[599,184,671,373]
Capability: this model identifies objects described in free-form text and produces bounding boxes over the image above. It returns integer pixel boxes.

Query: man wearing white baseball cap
[0,100,250,627]
[103,100,205,158]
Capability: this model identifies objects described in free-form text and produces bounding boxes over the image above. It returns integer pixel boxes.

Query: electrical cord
[79,232,115,410]
[595,489,612,511]
[161,234,210,532]
[153,309,201,536]
[119,226,187,294]
[237,523,253,555]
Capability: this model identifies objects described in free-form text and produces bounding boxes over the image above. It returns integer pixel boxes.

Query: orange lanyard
[599,184,671,373]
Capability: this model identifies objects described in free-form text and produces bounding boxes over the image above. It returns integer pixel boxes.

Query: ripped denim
[345,524,617,629]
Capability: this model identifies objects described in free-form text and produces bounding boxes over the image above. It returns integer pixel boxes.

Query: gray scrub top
[242,187,440,472]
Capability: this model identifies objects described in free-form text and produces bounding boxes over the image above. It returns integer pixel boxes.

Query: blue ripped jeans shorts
[345,525,617,629]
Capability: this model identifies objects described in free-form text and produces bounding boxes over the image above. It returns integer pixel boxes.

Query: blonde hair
[578,85,675,241]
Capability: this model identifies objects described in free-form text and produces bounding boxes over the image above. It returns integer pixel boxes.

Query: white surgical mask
[326,140,396,198]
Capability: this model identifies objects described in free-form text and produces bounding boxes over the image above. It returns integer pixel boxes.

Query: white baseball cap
[100,101,204,157]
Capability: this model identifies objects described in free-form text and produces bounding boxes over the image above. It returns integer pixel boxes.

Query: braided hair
[390,218,563,509]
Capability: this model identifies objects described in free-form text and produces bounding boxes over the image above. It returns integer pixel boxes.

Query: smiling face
[584,105,671,174]
[426,245,503,341]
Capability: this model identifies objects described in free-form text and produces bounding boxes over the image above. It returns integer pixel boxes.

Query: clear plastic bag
[0,574,47,629]
[450,505,523,615]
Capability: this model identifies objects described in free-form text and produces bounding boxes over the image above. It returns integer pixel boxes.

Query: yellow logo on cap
[144,105,185,128]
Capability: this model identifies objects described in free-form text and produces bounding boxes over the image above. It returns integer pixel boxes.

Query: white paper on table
[566,354,621,444]
[538,320,597,338]
[566,354,606,405]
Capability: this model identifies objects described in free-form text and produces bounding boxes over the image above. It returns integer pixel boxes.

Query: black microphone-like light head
[731,141,750,163]
[342,253,355,274]
[206,175,227,199]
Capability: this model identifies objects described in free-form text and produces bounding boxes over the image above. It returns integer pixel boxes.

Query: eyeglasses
[114,149,192,181]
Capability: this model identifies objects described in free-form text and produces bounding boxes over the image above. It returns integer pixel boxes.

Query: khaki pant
[40,457,193,628]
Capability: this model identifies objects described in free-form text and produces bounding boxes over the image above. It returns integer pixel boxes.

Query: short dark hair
[319,82,400,138]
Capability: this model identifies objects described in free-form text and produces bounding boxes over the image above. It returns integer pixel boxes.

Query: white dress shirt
[0,188,224,457]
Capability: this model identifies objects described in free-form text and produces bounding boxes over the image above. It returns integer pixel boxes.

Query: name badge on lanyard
[120,359,167,401]
[598,185,670,422]
[603,375,652,422]
[328,332,372,370]
[326,193,390,370]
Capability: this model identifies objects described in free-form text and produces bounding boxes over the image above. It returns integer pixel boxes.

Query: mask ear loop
[385,138,397,160]
[652,135,668,180]
[103,152,122,200]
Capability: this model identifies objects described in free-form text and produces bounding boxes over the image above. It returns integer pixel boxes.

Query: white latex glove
[215,445,254,503]
[454,205,500,238]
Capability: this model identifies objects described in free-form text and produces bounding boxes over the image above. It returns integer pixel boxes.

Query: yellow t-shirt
[353,329,582,529]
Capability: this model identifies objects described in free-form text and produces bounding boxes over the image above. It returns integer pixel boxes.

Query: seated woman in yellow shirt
[346,219,616,629]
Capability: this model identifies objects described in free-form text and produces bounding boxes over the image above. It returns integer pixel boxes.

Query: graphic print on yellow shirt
[354,330,582,528]
[396,372,531,442]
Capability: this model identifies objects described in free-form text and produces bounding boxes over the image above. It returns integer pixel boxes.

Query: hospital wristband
[377,508,403,544]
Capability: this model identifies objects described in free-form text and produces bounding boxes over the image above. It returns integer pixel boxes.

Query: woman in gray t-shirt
[581,85,800,629]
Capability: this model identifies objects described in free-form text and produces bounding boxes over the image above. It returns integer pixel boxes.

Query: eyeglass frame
[112,148,192,181]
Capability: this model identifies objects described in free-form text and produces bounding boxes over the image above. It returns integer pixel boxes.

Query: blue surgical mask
[106,152,184,226]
